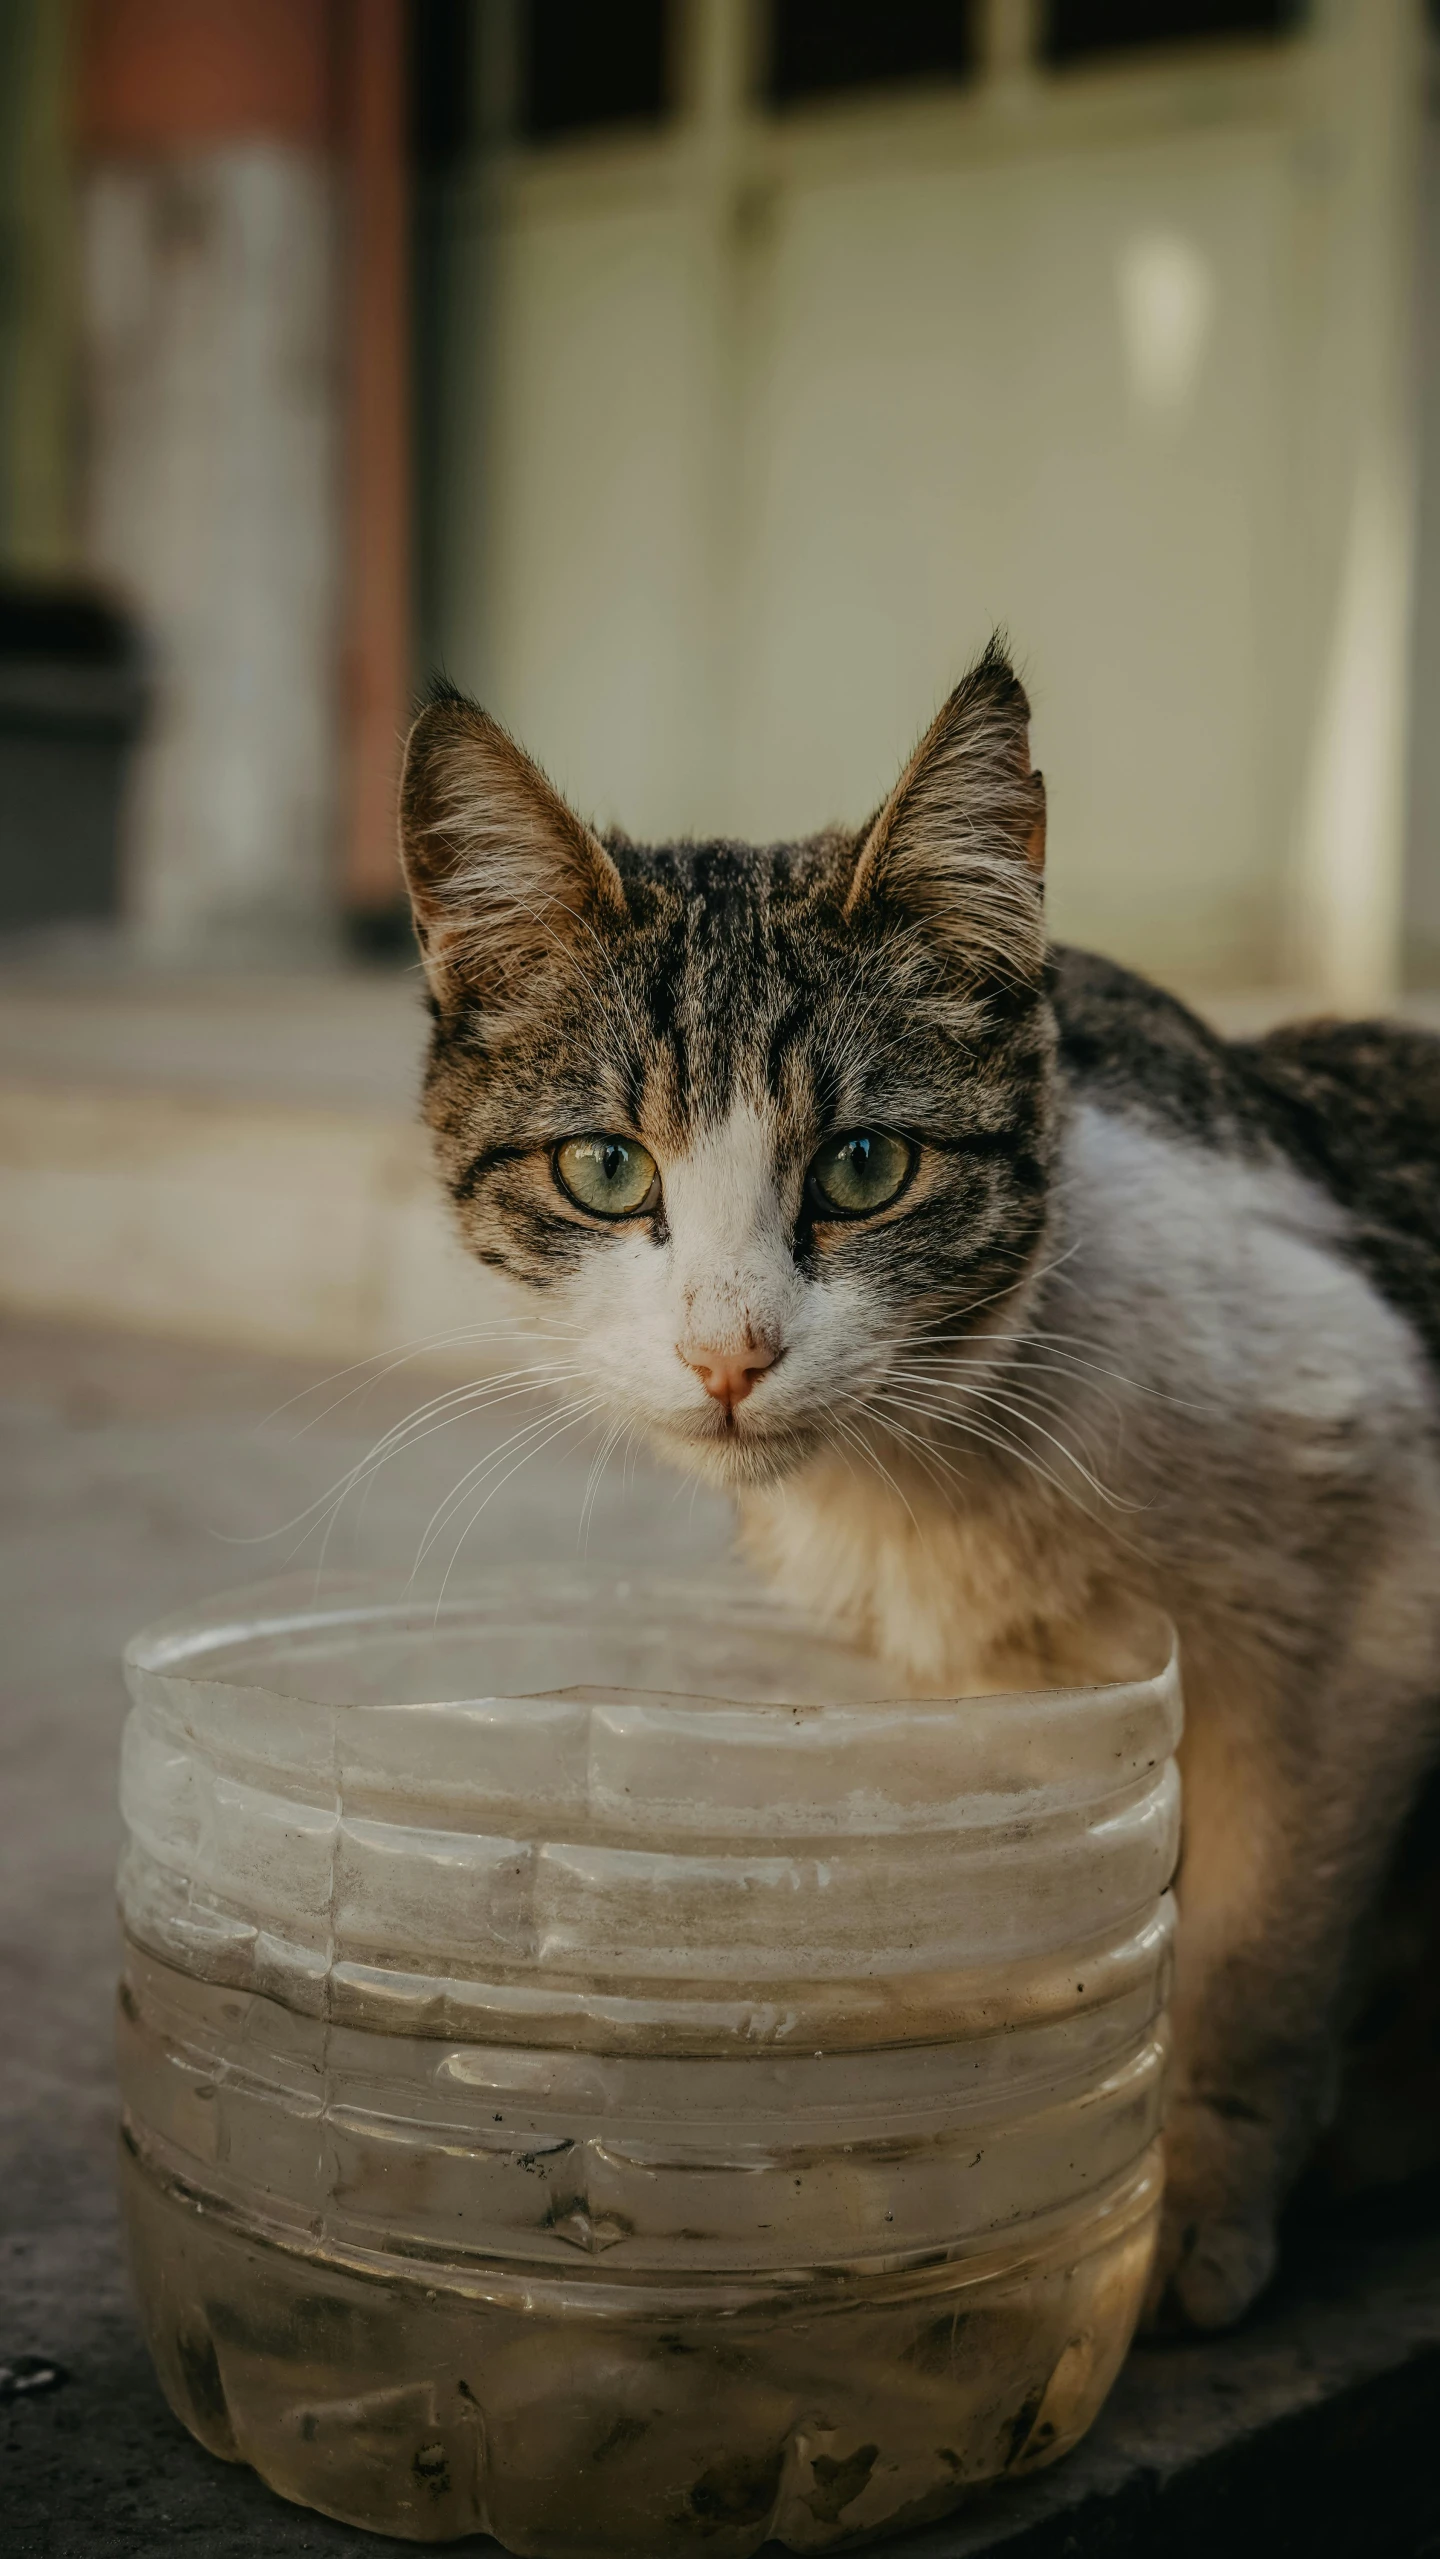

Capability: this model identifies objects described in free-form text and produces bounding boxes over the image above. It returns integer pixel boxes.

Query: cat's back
[1049,946,1440,1375]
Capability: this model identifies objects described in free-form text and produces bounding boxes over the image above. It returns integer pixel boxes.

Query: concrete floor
[6,1319,1440,2558]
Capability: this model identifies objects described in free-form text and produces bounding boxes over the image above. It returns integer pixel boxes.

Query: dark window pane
[409,0,476,174]
[520,0,669,140]
[767,1,976,108]
[1042,0,1304,64]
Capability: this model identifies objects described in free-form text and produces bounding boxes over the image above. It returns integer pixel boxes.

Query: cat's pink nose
[683,1342,778,1410]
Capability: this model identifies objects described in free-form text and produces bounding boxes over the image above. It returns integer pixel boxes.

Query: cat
[397,640,1440,2334]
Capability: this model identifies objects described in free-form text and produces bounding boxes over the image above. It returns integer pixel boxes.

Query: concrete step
[0,969,513,1368]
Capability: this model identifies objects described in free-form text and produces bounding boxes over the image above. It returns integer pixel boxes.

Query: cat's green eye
[807,1129,915,1219]
[554,1134,660,1219]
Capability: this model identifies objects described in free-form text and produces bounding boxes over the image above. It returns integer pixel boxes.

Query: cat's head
[400,639,1055,1491]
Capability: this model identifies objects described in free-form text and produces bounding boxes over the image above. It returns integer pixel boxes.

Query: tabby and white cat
[398,642,1440,2334]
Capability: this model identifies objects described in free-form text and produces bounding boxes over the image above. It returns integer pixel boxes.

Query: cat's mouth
[656,1399,818,1486]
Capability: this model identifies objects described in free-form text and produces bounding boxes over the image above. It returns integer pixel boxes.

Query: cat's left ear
[844,636,1046,984]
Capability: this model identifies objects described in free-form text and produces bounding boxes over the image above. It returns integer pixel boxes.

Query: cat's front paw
[1142,2199,1278,2334]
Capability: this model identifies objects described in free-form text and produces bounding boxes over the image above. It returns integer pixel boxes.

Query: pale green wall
[428,0,1425,1002]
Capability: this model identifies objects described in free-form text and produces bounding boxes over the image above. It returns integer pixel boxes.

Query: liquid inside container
[116,1574,1181,2554]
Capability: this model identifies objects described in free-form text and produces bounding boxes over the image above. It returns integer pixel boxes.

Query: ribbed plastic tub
[116,1574,1181,2554]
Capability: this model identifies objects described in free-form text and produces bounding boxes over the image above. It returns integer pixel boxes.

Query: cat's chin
[649,1414,817,1492]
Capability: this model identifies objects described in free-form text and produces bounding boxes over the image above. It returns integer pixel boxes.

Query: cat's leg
[1149,1646,1437,2332]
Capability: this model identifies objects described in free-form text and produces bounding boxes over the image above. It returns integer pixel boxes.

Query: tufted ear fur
[844,636,1047,987]
[399,683,627,1007]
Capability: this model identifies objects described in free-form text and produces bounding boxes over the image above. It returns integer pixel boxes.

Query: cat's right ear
[843,636,1047,988]
[399,685,626,1008]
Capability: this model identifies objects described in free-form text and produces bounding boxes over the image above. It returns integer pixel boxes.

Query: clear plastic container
[116,1574,1181,2554]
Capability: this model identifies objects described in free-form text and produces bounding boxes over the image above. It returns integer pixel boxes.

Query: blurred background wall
[1,0,1437,991]
[1,1,1438,1363]
[424,0,1429,1006]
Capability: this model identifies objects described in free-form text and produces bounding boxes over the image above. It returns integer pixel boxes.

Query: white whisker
[825,1403,929,1543]
[258,1321,584,1439]
[578,1415,627,1553]
[862,1384,1136,1522]
[430,1398,610,1606]
[413,1393,600,1568]
[228,1362,588,1568]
